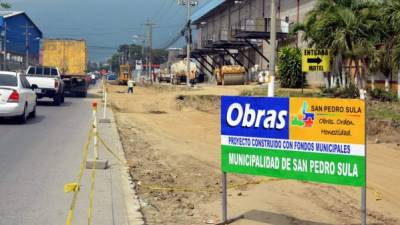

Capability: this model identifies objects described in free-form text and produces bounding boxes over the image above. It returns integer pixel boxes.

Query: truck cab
[26,66,65,105]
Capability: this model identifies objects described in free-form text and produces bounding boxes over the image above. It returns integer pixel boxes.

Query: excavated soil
[109,84,400,225]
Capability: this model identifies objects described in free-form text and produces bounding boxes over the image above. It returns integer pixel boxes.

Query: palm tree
[291,0,381,89]
[380,0,400,91]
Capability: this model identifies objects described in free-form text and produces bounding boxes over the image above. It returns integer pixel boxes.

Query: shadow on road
[37,101,72,107]
[0,115,45,125]
[241,209,335,225]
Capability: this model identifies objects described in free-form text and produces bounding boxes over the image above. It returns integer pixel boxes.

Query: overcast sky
[9,0,204,61]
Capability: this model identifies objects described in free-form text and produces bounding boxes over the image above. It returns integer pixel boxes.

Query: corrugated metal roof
[191,0,225,23]
[0,11,24,18]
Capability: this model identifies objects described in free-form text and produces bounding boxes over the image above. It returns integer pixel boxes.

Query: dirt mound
[367,101,400,143]
[117,116,225,225]
[176,95,220,113]
[367,118,400,143]
[109,84,400,225]
[150,84,201,92]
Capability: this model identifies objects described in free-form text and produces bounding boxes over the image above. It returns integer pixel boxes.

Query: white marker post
[93,101,99,160]
[86,101,108,170]
[99,84,111,123]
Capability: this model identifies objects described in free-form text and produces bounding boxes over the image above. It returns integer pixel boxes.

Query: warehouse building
[190,0,324,86]
[0,11,43,71]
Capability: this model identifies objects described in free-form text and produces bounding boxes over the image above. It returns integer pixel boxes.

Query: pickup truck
[26,66,65,105]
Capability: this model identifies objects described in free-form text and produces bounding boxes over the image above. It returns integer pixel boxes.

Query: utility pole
[144,20,154,84]
[22,24,35,70]
[2,22,6,70]
[25,24,29,69]
[179,0,197,87]
[268,0,277,97]
[186,0,191,87]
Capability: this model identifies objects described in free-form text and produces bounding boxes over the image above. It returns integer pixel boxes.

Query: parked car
[0,71,37,123]
[26,66,64,105]
[106,73,117,81]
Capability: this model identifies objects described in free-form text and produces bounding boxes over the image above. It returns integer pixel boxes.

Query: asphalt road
[0,97,94,224]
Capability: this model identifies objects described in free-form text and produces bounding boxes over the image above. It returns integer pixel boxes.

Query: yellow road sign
[302,49,330,72]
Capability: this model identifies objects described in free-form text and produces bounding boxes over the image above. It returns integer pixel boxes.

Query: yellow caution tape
[96,133,125,164]
[64,183,80,193]
[367,186,383,201]
[65,130,92,225]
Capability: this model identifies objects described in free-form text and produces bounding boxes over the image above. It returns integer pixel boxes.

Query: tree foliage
[291,0,383,89]
[0,2,11,9]
[278,47,303,88]
[108,44,167,72]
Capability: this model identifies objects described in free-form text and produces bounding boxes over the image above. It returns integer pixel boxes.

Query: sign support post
[361,94,367,225]
[222,172,227,222]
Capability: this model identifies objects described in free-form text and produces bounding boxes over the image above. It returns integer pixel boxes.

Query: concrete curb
[108,109,145,225]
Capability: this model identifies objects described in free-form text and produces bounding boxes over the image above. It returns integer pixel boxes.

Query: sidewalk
[69,91,143,225]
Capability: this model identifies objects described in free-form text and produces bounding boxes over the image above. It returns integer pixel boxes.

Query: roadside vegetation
[278,47,304,88]
[290,0,400,92]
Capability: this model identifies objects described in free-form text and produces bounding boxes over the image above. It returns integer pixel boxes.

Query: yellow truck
[118,64,132,85]
[41,39,89,97]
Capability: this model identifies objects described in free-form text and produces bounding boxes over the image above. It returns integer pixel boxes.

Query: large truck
[170,59,196,85]
[41,39,89,97]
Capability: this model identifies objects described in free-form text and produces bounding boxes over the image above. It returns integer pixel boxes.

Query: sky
[8,0,206,62]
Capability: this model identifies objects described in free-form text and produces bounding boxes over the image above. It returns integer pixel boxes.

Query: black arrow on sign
[307,57,322,64]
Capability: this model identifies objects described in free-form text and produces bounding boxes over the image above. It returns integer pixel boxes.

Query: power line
[150,0,171,22]
[154,0,182,25]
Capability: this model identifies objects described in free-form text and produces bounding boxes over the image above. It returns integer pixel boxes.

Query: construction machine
[170,59,196,85]
[214,65,246,85]
[118,64,132,85]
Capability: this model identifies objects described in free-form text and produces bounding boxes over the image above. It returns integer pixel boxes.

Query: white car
[0,71,37,123]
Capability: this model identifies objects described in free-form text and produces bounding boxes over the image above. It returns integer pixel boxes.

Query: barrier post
[86,101,108,170]
[99,84,111,123]
[93,101,99,159]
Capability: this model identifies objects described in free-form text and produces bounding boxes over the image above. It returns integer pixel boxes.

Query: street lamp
[25,36,40,69]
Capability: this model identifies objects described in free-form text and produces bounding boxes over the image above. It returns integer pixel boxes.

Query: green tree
[292,0,381,89]
[378,0,400,91]
[108,44,168,72]
[0,2,11,9]
[278,47,303,88]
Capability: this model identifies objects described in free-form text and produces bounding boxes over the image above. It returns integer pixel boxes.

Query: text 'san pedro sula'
[221,96,366,187]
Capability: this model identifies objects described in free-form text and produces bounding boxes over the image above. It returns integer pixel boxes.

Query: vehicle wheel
[17,104,28,124]
[29,104,36,118]
[54,95,61,106]
[80,91,87,98]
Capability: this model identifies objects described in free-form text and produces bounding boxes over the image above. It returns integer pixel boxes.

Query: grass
[240,86,320,97]
[368,101,400,123]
